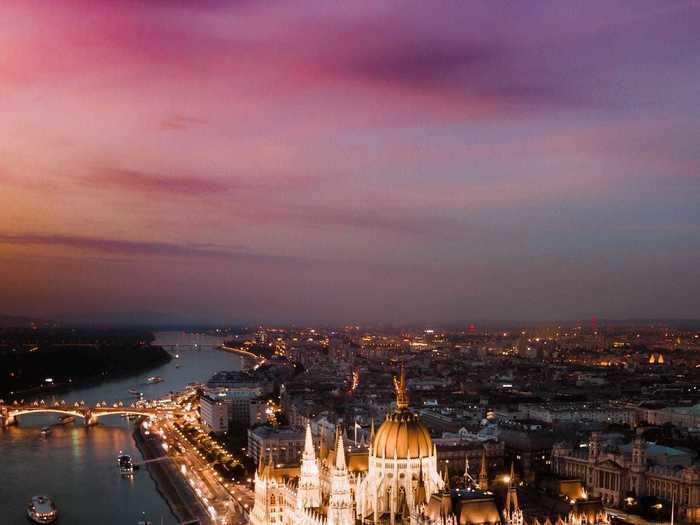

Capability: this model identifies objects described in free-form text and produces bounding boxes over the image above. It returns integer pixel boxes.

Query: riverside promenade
[134,425,213,525]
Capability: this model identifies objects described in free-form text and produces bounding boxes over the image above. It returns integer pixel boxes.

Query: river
[0,331,250,525]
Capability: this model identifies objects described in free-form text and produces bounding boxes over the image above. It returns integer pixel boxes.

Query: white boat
[40,426,51,436]
[146,376,164,385]
[26,495,57,524]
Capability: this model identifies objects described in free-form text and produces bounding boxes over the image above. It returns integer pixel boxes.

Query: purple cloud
[0,232,295,264]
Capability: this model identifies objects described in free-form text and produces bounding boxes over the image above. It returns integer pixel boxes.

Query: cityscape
[1,2,700,525]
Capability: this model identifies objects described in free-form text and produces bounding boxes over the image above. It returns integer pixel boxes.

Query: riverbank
[133,423,212,525]
[219,345,262,367]
[0,328,173,399]
[2,346,172,400]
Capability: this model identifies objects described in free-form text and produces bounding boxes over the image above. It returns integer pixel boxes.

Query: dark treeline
[0,327,171,397]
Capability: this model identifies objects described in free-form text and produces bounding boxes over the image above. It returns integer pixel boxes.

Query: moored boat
[118,454,134,475]
[26,495,57,524]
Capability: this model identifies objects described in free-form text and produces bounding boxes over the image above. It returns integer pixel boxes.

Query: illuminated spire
[335,427,347,470]
[328,427,352,525]
[509,461,515,486]
[505,462,519,514]
[304,423,315,460]
[393,364,409,411]
[479,448,488,491]
[415,461,427,505]
[299,423,321,508]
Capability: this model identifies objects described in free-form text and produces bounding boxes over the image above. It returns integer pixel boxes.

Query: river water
[0,331,249,525]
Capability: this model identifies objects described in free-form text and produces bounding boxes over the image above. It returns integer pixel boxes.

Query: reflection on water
[0,331,246,525]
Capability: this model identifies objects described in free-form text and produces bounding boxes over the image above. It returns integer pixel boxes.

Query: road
[142,391,251,525]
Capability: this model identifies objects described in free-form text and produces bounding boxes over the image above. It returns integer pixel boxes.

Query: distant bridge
[160,343,220,349]
[0,401,174,427]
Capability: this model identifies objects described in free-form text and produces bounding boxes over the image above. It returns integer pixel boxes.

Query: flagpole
[671,496,674,525]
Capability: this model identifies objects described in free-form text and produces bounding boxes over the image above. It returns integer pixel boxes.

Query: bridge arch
[9,408,86,419]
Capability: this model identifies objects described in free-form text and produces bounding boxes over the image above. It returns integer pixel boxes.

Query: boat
[57,414,75,424]
[26,495,57,524]
[146,376,164,384]
[118,454,134,475]
[40,426,51,436]
[129,388,143,396]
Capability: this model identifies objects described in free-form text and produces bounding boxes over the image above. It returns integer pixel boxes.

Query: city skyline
[1,1,699,324]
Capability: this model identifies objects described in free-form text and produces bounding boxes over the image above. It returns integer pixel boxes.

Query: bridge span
[0,401,174,427]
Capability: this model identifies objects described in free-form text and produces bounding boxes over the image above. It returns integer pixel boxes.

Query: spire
[415,462,427,505]
[335,428,347,470]
[328,426,353,525]
[393,364,409,410]
[509,461,515,486]
[506,470,519,516]
[304,423,315,460]
[478,448,488,491]
[370,417,375,442]
[299,423,321,508]
[443,464,450,491]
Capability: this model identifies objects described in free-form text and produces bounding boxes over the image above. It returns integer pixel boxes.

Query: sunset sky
[1,1,699,325]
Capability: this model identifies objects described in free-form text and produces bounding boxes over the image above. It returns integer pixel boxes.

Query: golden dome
[373,410,433,459]
[372,365,433,459]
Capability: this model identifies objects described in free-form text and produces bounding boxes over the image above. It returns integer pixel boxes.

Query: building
[248,425,306,465]
[249,368,610,525]
[552,431,700,522]
[200,394,231,433]
[200,385,264,434]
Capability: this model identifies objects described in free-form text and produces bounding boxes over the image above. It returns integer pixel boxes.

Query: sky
[1,1,699,326]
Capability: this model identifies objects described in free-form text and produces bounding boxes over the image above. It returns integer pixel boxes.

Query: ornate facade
[251,369,610,525]
[552,431,700,522]
[250,368,447,525]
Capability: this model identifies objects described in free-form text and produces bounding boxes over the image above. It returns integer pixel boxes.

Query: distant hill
[0,314,43,328]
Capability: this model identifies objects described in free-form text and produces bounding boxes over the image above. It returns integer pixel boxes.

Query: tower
[328,430,354,525]
[632,432,646,468]
[630,429,647,497]
[478,448,489,491]
[250,451,276,525]
[589,432,601,462]
[505,463,519,515]
[298,423,321,508]
[464,456,472,487]
[394,364,409,410]
[415,462,427,506]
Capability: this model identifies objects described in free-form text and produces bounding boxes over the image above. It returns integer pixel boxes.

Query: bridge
[0,400,174,427]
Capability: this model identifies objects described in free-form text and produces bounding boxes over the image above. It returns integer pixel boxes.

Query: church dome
[372,366,433,459]
[373,410,433,459]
